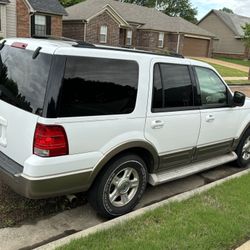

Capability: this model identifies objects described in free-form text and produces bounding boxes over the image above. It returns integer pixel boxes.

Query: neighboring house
[0,0,67,38]
[198,10,250,59]
[63,0,215,57]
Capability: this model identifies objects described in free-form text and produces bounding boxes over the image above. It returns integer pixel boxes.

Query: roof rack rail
[31,35,183,58]
[32,35,95,48]
[85,45,184,59]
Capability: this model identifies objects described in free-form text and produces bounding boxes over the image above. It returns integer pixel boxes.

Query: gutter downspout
[83,20,86,42]
[176,33,180,54]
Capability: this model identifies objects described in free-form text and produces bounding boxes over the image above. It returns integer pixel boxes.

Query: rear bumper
[0,152,93,199]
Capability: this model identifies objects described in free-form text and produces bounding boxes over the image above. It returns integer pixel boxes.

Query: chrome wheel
[242,136,250,160]
[108,167,139,207]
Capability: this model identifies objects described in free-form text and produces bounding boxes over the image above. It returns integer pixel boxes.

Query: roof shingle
[27,0,67,16]
[64,0,214,37]
[211,10,250,36]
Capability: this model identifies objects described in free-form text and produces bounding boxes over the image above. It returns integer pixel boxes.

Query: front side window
[100,25,107,43]
[158,32,164,48]
[195,67,227,106]
[152,63,194,111]
[59,57,139,117]
[126,30,132,46]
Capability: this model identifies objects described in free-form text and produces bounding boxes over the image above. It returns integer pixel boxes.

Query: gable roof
[198,9,250,37]
[26,0,67,16]
[64,0,214,37]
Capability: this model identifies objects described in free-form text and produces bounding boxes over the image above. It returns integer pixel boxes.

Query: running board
[149,152,237,186]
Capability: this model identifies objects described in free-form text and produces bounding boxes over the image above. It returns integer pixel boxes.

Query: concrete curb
[36,168,250,250]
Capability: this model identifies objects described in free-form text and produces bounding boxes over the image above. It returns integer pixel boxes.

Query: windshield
[0,45,52,114]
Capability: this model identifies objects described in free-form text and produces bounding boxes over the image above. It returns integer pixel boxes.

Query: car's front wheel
[88,154,148,218]
[236,129,250,168]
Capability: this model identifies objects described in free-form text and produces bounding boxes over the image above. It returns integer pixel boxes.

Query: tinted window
[59,57,139,117]
[0,45,52,114]
[152,63,194,111]
[195,67,227,106]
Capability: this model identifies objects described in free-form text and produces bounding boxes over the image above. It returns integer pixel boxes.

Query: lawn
[215,56,250,67]
[58,172,250,250]
[226,80,250,85]
[200,61,248,77]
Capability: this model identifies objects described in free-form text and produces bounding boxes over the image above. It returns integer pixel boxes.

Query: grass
[199,61,248,77]
[215,56,250,67]
[58,173,250,250]
[226,80,250,85]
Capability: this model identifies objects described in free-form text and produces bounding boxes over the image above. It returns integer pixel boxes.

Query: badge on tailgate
[0,116,7,147]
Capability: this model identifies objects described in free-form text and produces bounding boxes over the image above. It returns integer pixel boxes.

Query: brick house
[63,0,215,57]
[0,0,67,38]
[198,10,250,59]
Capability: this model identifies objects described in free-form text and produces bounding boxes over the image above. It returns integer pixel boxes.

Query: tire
[236,129,250,168]
[88,154,148,218]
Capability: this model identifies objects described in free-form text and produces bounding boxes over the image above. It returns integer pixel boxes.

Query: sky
[192,0,250,20]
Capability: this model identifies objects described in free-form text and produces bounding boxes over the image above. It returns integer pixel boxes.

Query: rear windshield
[0,45,52,114]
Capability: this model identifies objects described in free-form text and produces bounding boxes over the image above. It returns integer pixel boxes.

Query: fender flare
[88,140,159,185]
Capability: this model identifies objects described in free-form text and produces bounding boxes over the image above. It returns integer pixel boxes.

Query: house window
[100,25,107,43]
[158,32,164,48]
[35,15,46,36]
[126,30,132,46]
[31,15,51,37]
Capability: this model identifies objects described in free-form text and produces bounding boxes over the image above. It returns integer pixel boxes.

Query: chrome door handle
[206,115,215,122]
[151,120,164,129]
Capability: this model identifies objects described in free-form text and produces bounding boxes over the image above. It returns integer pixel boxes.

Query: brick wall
[16,0,63,38]
[85,11,120,46]
[51,15,63,37]
[63,21,85,41]
[137,30,169,52]
[16,0,30,37]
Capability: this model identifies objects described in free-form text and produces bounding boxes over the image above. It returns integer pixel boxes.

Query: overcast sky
[192,0,250,20]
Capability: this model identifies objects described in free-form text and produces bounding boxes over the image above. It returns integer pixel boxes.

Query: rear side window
[58,57,139,117]
[152,63,194,111]
[0,45,52,114]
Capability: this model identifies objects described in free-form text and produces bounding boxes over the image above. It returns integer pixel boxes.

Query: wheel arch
[88,141,159,187]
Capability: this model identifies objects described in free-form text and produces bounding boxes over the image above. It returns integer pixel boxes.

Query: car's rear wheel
[88,154,148,218]
[236,129,250,168]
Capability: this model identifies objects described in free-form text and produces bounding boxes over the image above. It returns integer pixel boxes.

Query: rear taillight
[33,123,68,157]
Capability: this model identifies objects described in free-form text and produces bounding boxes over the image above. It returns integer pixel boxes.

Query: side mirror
[232,91,246,107]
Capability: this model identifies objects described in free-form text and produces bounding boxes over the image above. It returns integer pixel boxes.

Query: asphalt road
[0,163,243,250]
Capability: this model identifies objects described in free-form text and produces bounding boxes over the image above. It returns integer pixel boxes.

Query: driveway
[193,57,249,73]
[230,85,250,97]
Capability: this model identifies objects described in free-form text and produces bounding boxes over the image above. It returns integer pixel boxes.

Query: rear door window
[0,45,52,114]
[58,57,139,117]
[152,63,194,112]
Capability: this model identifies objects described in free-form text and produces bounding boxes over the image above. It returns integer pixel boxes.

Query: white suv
[0,38,248,218]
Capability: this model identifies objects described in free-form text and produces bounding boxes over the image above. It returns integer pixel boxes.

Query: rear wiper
[0,40,6,51]
[32,47,42,59]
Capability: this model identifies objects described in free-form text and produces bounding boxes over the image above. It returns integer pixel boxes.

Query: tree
[242,23,250,78]
[219,7,234,14]
[162,0,197,23]
[121,0,198,23]
[59,0,84,7]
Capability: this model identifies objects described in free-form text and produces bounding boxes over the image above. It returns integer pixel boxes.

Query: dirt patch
[0,180,86,228]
